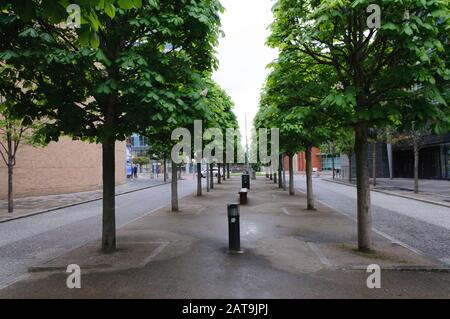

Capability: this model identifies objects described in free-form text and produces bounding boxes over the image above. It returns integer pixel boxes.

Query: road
[0,179,197,289]
[294,175,450,265]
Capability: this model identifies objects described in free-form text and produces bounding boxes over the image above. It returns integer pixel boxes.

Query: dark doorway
[393,146,442,179]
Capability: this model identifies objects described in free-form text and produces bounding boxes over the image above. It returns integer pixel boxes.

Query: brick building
[0,137,127,199]
[283,147,324,172]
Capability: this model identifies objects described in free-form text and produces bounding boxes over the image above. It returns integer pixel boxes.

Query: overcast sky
[213,0,278,142]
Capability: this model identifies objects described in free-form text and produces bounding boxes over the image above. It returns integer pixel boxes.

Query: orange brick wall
[0,137,126,199]
[283,147,322,172]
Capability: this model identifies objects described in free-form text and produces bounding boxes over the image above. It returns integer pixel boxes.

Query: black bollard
[227,204,241,253]
[242,174,250,189]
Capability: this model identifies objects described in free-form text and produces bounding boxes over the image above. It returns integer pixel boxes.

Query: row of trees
[146,77,240,212]
[0,0,238,253]
[255,0,449,252]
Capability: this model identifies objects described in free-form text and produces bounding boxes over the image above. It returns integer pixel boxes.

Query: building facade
[0,137,127,199]
[339,132,450,181]
[283,147,324,173]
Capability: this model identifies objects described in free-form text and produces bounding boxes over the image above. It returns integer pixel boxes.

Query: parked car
[201,168,219,178]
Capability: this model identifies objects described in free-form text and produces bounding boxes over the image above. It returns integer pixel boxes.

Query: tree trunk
[332,156,335,180]
[7,132,13,213]
[227,164,230,179]
[355,123,372,252]
[171,161,178,212]
[217,163,222,184]
[210,163,214,189]
[7,164,13,213]
[197,163,202,196]
[102,138,116,253]
[163,158,167,182]
[372,143,377,187]
[282,155,287,191]
[206,163,210,192]
[305,146,315,210]
[222,164,226,181]
[269,167,273,180]
[348,154,352,183]
[289,154,295,195]
[273,172,277,184]
[414,142,419,194]
[278,154,283,188]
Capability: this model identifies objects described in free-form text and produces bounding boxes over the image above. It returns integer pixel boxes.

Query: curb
[0,182,170,224]
[321,178,450,208]
[339,266,450,273]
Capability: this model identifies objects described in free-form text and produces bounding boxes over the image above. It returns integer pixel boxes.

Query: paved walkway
[1,176,448,298]
[294,175,450,265]
[322,176,450,207]
[0,176,168,222]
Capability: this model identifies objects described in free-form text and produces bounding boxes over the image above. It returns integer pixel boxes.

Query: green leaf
[104,3,116,19]
[404,24,413,35]
[19,28,38,38]
[117,0,135,10]
[381,22,398,31]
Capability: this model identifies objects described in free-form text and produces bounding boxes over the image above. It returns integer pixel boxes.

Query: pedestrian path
[0,176,167,222]
[1,176,448,298]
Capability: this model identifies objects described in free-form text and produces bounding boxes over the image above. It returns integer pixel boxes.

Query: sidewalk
[322,176,450,208]
[1,176,448,298]
[0,176,168,222]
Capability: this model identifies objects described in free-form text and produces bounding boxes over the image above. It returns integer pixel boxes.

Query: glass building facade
[320,155,341,171]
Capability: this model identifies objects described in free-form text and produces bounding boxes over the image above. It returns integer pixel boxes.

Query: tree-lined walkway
[1,176,448,298]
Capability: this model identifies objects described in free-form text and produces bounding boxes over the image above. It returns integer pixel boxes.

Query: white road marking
[139,242,170,267]
[307,242,332,267]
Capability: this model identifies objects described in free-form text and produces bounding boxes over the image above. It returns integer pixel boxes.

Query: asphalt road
[0,179,198,289]
[294,175,450,265]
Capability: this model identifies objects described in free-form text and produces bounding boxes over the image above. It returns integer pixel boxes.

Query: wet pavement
[1,176,448,298]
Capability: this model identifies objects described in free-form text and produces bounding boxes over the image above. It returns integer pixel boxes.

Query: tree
[390,103,447,193]
[1,1,223,252]
[321,141,338,179]
[269,0,449,251]
[0,102,38,213]
[335,129,355,183]
[133,156,150,167]
[256,50,335,210]
[3,0,144,47]
[147,125,180,211]
[201,78,239,188]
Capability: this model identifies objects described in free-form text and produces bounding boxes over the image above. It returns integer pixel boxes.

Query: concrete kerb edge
[321,178,450,209]
[0,182,170,224]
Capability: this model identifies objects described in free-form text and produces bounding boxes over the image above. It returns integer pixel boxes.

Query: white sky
[213,0,278,143]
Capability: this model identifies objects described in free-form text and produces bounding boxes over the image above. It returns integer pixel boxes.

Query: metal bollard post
[242,174,250,189]
[227,204,242,253]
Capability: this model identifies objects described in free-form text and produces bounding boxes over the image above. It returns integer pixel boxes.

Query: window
[321,155,341,171]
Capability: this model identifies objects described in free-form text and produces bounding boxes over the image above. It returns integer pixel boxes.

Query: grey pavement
[326,176,450,206]
[0,177,449,298]
[0,176,168,222]
[0,178,197,289]
[294,175,450,265]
